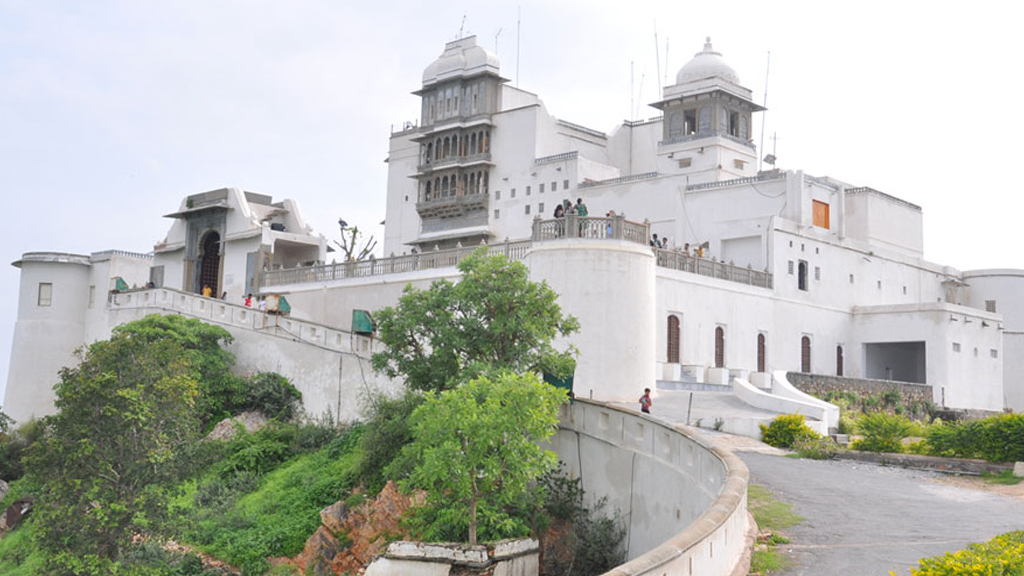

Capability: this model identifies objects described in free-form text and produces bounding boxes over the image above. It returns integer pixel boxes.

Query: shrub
[926,414,1024,462]
[243,372,302,421]
[540,465,626,576]
[792,435,838,460]
[0,418,45,481]
[355,389,424,493]
[759,414,819,448]
[851,411,913,453]
[907,530,1024,575]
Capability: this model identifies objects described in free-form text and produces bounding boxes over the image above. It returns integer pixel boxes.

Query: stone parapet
[786,372,932,404]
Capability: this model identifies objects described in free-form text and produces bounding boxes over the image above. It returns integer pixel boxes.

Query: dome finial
[705,36,712,50]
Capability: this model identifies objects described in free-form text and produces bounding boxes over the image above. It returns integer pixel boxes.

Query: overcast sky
[2,1,1022,405]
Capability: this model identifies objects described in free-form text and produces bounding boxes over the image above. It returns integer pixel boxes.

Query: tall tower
[651,38,765,183]
[407,36,508,250]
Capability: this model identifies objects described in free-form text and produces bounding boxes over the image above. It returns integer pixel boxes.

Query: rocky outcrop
[272,481,422,575]
[205,411,269,441]
[0,497,32,533]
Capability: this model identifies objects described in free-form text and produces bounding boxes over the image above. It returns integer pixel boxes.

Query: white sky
[2,1,1023,404]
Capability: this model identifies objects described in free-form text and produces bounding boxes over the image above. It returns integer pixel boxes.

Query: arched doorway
[757,333,766,373]
[199,231,221,296]
[714,327,725,368]
[801,336,812,373]
[667,315,680,363]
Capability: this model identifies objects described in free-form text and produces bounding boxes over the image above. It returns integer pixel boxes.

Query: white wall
[4,255,91,421]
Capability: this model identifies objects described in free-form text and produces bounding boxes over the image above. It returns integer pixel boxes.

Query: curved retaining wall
[551,399,749,576]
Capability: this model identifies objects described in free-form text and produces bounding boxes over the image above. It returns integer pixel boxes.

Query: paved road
[740,452,1024,576]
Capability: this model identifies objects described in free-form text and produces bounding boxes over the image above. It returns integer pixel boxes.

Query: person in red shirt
[640,388,652,414]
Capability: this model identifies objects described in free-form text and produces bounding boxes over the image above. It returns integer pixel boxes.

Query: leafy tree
[112,314,241,427]
[371,249,579,392]
[26,328,201,570]
[399,372,566,545]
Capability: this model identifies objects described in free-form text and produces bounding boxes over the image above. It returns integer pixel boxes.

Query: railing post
[612,214,624,239]
[570,214,579,238]
[643,219,650,245]
[532,215,542,241]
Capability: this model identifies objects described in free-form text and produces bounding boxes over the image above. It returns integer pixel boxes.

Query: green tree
[26,327,202,570]
[399,372,566,545]
[110,314,241,427]
[371,249,579,392]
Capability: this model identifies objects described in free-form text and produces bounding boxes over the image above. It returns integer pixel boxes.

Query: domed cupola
[676,37,741,85]
[421,36,501,87]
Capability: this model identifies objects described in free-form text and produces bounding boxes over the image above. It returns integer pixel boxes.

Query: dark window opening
[667,315,681,363]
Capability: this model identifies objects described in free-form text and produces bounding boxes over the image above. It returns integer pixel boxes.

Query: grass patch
[747,484,804,532]
[180,432,363,576]
[751,547,792,574]
[0,522,46,576]
[981,470,1024,485]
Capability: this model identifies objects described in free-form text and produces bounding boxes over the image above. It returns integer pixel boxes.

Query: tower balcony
[415,152,492,175]
[416,191,489,220]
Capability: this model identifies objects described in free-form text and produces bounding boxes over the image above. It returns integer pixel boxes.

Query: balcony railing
[261,240,532,288]
[655,248,773,289]
[417,152,492,173]
[261,222,771,290]
[531,214,650,245]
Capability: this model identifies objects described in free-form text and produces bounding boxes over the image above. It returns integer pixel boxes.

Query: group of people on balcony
[552,198,588,218]
[651,235,707,258]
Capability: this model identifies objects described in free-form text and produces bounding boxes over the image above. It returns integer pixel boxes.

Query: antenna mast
[635,73,645,120]
[516,6,521,86]
[494,28,502,53]
[654,22,661,98]
[758,50,771,171]
[630,61,634,122]
[664,38,670,85]
[458,15,466,39]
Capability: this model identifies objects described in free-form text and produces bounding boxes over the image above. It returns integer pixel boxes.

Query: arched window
[441,176,449,196]
[801,336,812,373]
[798,261,808,291]
[424,180,432,201]
[471,133,477,155]
[443,137,450,158]
[482,171,489,194]
[469,173,476,195]
[435,138,441,160]
[425,143,433,164]
[836,345,844,376]
[714,327,725,368]
[757,333,766,373]
[667,315,680,363]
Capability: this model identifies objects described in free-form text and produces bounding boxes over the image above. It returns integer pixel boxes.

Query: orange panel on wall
[813,200,830,229]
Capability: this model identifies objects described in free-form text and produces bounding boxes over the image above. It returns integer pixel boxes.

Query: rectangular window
[986,300,997,313]
[88,285,96,308]
[526,185,531,196]
[539,202,545,213]
[788,261,794,275]
[678,158,692,168]
[539,183,545,193]
[511,188,516,199]
[814,266,821,281]
[552,181,557,192]
[38,282,52,306]
[849,274,854,284]
[991,349,999,358]
[903,286,907,295]
[494,209,500,219]
[813,200,831,229]
[563,179,569,189]
[952,342,961,353]
[877,280,882,290]
[524,204,531,215]
[495,190,501,200]
[733,159,746,169]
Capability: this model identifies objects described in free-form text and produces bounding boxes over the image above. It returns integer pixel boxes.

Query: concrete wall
[526,239,655,402]
[786,372,933,405]
[552,399,748,576]
[104,288,403,422]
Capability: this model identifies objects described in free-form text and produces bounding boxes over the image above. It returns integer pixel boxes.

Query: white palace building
[6,36,1024,432]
